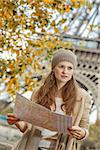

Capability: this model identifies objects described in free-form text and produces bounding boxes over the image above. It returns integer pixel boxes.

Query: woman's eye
[58,65,73,70]
[68,66,73,70]
[59,65,64,68]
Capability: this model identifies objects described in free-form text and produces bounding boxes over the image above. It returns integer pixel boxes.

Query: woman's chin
[60,79,70,83]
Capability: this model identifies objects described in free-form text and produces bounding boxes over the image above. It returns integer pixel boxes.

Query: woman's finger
[70,130,81,134]
[69,128,86,139]
[68,128,81,132]
[7,117,20,125]
[7,113,16,118]
[69,131,81,138]
[68,127,80,134]
[7,119,17,125]
[7,113,20,122]
[7,118,18,121]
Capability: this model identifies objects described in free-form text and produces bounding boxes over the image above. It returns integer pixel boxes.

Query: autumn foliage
[0,0,87,97]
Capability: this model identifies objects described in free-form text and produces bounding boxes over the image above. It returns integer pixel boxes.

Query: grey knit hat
[52,49,77,69]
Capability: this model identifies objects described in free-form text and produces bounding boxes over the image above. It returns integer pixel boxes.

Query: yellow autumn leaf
[71,0,78,2]
[27,0,33,3]
[27,86,33,91]
[15,81,20,90]
[80,0,84,3]
[46,41,55,49]
[7,79,14,88]
[51,20,55,26]
[4,11,10,20]
[43,0,54,4]
[74,3,79,8]
[8,64,15,70]
[2,78,7,81]
[64,26,68,31]
[15,50,20,55]
[35,49,43,55]
[28,71,33,76]
[0,18,2,28]
[26,57,33,64]
[54,27,59,33]
[65,5,71,12]
[39,42,44,49]
[25,77,33,85]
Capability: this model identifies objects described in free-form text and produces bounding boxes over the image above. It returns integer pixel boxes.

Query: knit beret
[52,49,77,69]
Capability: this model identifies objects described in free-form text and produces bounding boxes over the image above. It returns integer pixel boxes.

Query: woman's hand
[7,113,28,133]
[7,113,20,125]
[68,126,86,140]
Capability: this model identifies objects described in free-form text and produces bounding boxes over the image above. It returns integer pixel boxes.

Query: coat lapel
[66,89,86,150]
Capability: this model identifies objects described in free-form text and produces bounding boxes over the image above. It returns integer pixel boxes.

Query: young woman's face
[53,61,74,85]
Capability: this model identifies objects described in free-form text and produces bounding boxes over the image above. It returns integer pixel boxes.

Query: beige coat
[12,88,91,150]
[64,88,91,150]
[33,88,91,150]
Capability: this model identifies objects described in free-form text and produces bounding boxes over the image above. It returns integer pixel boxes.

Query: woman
[7,49,91,150]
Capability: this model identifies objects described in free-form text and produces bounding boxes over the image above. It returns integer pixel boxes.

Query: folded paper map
[14,93,72,134]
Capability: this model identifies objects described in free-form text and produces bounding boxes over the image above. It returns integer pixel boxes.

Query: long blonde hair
[32,71,79,115]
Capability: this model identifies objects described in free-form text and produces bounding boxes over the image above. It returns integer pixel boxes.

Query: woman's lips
[61,75,68,78]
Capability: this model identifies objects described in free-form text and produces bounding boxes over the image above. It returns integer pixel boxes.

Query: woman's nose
[63,68,68,73]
